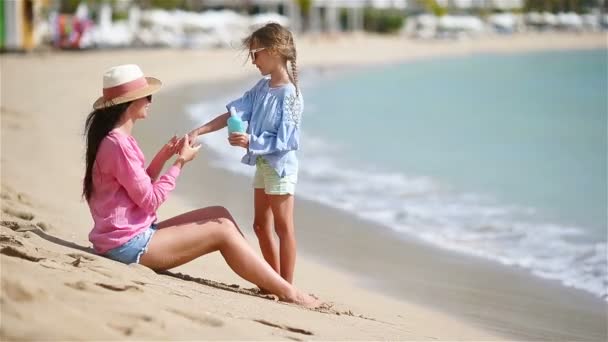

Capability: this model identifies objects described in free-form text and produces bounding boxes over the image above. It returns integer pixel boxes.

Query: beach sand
[1,32,607,340]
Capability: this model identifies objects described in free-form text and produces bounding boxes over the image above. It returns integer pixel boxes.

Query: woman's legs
[156,205,244,236]
[139,206,317,307]
[268,194,296,284]
[140,215,236,270]
[253,189,280,273]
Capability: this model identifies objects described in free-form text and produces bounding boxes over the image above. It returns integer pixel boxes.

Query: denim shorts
[104,224,157,264]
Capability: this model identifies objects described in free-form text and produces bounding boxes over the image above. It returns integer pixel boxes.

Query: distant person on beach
[82,64,318,308]
[187,23,303,285]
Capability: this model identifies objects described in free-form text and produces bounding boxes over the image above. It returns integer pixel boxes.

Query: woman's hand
[175,129,200,152]
[159,135,179,161]
[177,134,202,164]
[228,132,249,149]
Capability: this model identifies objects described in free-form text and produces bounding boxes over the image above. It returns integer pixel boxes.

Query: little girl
[188,23,303,284]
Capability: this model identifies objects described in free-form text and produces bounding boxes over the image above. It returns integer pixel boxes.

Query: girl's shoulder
[254,78,302,103]
[269,81,299,98]
[279,84,302,106]
[251,77,270,91]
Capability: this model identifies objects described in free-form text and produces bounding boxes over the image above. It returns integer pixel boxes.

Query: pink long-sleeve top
[88,130,180,254]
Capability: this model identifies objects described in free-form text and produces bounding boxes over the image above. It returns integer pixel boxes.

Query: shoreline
[1,32,606,340]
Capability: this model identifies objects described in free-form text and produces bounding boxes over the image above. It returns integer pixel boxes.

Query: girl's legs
[268,194,296,284]
[253,189,280,273]
[139,206,317,307]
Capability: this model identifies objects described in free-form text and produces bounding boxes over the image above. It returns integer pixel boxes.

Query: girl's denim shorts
[104,224,158,264]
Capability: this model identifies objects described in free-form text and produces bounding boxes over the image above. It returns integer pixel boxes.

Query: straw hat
[93,64,162,110]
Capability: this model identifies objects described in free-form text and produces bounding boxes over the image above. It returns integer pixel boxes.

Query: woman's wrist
[174,157,187,168]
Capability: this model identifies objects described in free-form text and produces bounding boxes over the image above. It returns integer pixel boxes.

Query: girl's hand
[228,132,249,149]
[178,134,202,163]
[187,129,199,144]
[159,135,179,161]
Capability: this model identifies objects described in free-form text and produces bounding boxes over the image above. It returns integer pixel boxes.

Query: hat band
[103,77,148,100]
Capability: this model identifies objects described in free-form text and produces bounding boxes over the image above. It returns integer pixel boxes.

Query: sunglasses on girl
[146,95,153,103]
[249,47,266,62]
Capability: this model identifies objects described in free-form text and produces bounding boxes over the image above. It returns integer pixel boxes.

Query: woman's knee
[214,216,237,231]
[206,205,232,220]
[209,217,240,245]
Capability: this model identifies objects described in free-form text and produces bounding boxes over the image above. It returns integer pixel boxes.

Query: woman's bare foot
[257,287,272,295]
[269,286,322,308]
[290,289,323,309]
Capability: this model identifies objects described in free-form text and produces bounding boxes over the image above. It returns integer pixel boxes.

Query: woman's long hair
[82,102,131,201]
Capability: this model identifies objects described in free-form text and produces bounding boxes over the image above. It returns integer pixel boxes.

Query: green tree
[420,0,447,16]
[296,0,312,31]
[363,8,404,33]
[524,0,592,13]
[59,0,88,13]
[148,0,183,10]
[296,0,312,15]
